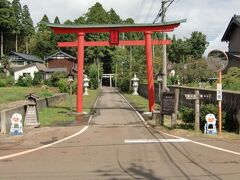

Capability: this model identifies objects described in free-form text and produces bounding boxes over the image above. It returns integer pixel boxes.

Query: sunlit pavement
[0,87,239,180]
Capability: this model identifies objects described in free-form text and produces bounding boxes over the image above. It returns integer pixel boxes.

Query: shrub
[222,67,240,91]
[17,75,32,86]
[180,106,195,124]
[89,64,99,89]
[33,72,43,85]
[6,76,14,86]
[180,104,226,131]
[58,78,69,93]
[0,79,7,87]
[0,76,14,87]
[118,76,130,92]
[57,78,77,94]
[200,104,226,130]
[44,72,67,87]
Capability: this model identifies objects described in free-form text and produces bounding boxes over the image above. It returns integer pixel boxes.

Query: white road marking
[125,138,190,144]
[88,95,100,124]
[0,126,88,161]
[0,89,102,161]
[120,92,240,156]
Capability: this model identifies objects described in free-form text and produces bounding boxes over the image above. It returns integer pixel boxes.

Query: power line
[153,0,175,24]
[144,0,158,23]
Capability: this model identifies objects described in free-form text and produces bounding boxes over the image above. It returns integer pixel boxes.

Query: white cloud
[20,0,240,42]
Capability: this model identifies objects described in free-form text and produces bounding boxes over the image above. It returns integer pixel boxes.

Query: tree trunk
[26,36,29,54]
[1,31,3,57]
[15,34,18,52]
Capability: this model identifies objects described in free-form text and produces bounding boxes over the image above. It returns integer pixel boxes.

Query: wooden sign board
[162,92,175,115]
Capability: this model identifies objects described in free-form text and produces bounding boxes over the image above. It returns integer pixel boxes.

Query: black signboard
[162,92,175,115]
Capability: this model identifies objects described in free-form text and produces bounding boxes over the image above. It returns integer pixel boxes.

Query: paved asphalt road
[0,87,240,180]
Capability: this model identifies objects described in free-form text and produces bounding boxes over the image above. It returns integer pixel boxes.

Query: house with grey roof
[13,63,46,82]
[45,51,77,73]
[221,14,240,72]
[9,51,44,68]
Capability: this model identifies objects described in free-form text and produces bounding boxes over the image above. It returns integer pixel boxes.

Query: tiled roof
[44,68,67,72]
[10,52,43,63]
[45,51,76,60]
[222,15,240,41]
[13,63,46,72]
[47,19,187,29]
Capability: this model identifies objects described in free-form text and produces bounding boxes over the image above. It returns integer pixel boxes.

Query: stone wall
[0,93,67,134]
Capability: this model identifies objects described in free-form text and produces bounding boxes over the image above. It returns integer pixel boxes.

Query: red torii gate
[48,20,185,113]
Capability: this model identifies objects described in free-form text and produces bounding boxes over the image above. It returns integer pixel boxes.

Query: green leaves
[222,67,240,91]
[168,31,209,63]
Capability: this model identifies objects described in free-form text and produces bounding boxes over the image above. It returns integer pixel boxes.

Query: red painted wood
[145,31,155,112]
[51,24,178,34]
[110,30,119,45]
[77,33,85,113]
[58,40,172,47]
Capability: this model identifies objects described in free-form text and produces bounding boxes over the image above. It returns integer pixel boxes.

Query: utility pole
[161,0,168,92]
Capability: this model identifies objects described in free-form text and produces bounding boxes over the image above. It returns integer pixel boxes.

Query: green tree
[168,35,190,63]
[21,4,35,53]
[37,14,50,32]
[29,30,58,59]
[85,2,109,24]
[84,3,110,64]
[1,55,10,76]
[187,31,209,59]
[30,14,58,58]
[11,0,22,52]
[174,59,212,85]
[0,0,14,56]
[33,71,43,85]
[54,16,60,24]
[108,8,122,24]
[222,67,240,91]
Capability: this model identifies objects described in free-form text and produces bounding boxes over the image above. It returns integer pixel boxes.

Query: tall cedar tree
[12,0,22,52]
[0,0,14,56]
[54,16,60,24]
[37,14,50,32]
[22,4,34,53]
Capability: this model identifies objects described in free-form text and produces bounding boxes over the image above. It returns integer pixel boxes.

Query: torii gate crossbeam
[48,19,186,114]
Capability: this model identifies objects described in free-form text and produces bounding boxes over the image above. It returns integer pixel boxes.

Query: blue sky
[20,0,239,49]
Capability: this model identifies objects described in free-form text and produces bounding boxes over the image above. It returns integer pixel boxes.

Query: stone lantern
[131,74,139,95]
[83,74,90,95]
[25,93,40,127]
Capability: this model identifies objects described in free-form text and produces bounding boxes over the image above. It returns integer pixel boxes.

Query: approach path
[0,87,240,179]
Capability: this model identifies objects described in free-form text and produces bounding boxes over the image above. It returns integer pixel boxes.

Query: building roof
[9,52,43,63]
[222,15,240,41]
[226,52,240,59]
[44,68,67,72]
[45,51,76,60]
[13,63,46,72]
[47,19,186,34]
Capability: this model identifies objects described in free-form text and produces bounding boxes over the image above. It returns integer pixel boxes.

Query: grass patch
[0,86,58,104]
[123,93,159,112]
[39,89,99,126]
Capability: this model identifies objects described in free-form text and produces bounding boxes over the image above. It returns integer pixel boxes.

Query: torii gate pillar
[145,31,155,112]
[77,32,85,113]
